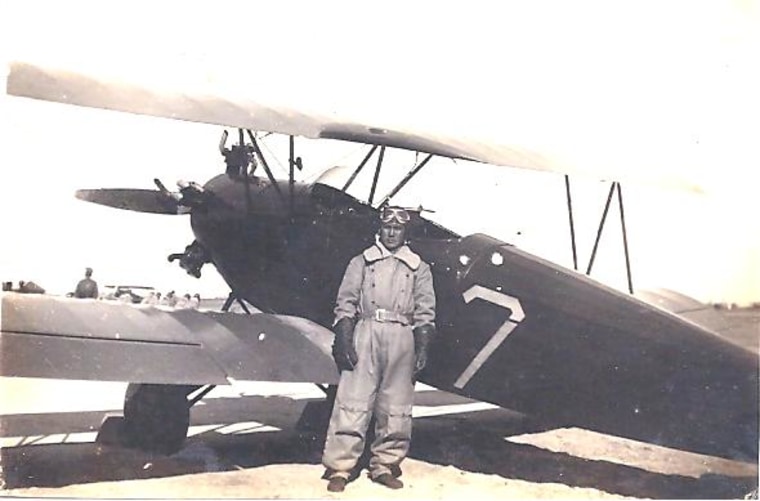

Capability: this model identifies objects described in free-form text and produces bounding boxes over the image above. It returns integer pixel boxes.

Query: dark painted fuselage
[192,173,758,461]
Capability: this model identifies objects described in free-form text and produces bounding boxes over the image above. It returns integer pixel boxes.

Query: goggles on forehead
[379,206,411,225]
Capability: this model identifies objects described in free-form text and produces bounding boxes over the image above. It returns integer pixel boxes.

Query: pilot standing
[322,206,436,492]
[73,267,99,299]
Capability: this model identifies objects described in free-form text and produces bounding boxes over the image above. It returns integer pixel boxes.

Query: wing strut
[378,153,434,208]
[586,182,617,276]
[583,181,634,294]
[289,135,303,217]
[247,130,287,210]
[617,183,634,294]
[564,175,579,271]
[342,145,379,192]
[367,146,386,206]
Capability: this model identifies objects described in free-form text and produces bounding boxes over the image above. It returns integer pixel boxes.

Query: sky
[0,1,758,305]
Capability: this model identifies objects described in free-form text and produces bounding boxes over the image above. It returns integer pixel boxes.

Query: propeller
[74,188,181,214]
[74,179,209,215]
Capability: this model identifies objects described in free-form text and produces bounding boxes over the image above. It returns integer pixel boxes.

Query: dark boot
[390,464,403,478]
[372,473,403,489]
[327,476,348,492]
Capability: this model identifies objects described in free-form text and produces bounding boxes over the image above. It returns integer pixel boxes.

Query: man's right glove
[413,324,435,377]
[332,317,358,372]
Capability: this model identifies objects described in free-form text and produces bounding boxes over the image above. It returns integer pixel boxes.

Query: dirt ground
[1,310,758,499]
[1,379,757,500]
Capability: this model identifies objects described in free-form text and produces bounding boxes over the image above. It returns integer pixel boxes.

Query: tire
[123,383,191,455]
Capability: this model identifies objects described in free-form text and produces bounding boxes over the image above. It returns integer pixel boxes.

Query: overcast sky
[1,1,757,305]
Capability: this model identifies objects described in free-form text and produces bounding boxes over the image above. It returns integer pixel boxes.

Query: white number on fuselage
[454,285,525,389]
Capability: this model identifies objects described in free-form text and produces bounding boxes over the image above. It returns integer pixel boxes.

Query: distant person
[141,291,159,305]
[190,293,201,310]
[161,290,178,307]
[175,293,192,309]
[74,268,99,299]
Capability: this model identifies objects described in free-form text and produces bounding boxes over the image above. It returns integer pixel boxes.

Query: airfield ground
[0,309,758,499]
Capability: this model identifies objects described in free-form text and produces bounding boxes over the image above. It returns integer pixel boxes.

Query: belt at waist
[361,309,413,326]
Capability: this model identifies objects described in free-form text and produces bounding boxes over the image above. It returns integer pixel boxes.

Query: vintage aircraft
[1,59,757,465]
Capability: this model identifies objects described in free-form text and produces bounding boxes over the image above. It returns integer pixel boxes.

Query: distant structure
[17,280,45,294]
[74,267,99,299]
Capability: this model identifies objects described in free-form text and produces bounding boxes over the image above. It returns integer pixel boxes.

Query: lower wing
[0,292,338,385]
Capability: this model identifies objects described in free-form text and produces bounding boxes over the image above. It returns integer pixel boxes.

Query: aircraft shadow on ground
[1,392,755,499]
[409,413,756,500]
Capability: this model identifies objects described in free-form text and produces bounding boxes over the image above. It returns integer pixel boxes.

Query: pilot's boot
[390,464,403,478]
[372,473,403,490]
[327,476,348,492]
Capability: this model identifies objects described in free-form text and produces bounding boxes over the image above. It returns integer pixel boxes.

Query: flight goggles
[379,206,411,225]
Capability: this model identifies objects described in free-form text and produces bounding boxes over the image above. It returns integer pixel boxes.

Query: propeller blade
[75,189,183,215]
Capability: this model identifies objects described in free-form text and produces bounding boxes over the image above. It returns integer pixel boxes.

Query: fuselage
[191,173,757,461]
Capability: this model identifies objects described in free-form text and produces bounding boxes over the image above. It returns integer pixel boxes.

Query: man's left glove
[413,324,435,377]
[332,317,358,372]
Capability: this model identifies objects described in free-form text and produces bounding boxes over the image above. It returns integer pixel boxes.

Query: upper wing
[5,0,756,196]
[0,292,338,385]
[5,61,487,165]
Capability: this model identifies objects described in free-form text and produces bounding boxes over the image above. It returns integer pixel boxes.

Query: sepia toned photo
[1,1,758,499]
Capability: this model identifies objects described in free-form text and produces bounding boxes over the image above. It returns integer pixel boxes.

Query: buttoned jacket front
[334,242,435,329]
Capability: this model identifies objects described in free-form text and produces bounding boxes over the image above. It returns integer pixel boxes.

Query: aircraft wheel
[123,383,191,455]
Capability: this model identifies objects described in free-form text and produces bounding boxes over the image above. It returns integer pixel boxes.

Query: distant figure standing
[147,291,162,305]
[175,293,192,309]
[141,291,160,305]
[162,290,178,307]
[74,268,98,299]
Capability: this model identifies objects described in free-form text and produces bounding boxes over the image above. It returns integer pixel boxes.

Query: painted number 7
[454,285,525,389]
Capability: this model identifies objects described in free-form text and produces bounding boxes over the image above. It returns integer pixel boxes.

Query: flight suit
[322,241,435,480]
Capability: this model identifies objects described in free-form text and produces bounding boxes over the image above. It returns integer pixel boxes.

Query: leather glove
[332,317,358,371]
[413,324,435,377]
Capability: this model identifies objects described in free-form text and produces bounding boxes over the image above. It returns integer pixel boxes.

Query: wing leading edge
[0,292,338,386]
[2,60,671,190]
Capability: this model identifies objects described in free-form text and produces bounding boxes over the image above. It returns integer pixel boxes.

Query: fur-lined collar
[363,240,421,270]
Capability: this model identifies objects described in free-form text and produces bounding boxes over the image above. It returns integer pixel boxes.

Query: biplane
[1,53,757,467]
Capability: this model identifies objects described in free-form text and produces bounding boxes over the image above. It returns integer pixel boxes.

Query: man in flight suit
[322,206,436,492]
